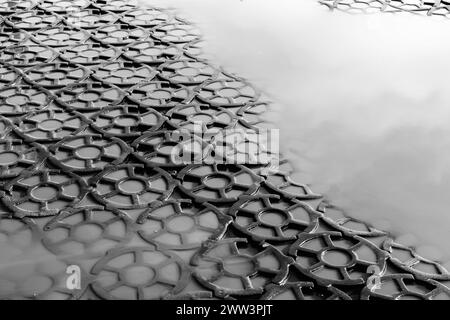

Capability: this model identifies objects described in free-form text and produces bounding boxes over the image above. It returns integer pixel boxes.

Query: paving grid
[0,0,448,300]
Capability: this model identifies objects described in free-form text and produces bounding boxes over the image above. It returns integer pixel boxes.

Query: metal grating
[0,0,447,300]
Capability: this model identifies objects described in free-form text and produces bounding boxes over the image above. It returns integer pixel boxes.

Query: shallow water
[140,0,450,261]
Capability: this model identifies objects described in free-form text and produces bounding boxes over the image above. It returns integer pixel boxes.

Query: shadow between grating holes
[131,130,212,168]
[260,281,352,300]
[38,0,92,13]
[14,109,88,143]
[48,134,131,173]
[5,10,61,31]
[288,231,388,287]
[1,165,89,217]
[360,273,450,300]
[23,62,91,89]
[177,163,263,204]
[65,9,118,29]
[92,61,157,88]
[42,205,134,258]
[196,77,260,108]
[90,246,190,300]
[0,0,36,14]
[191,238,294,298]
[91,23,150,47]
[152,19,202,44]
[60,42,121,66]
[137,199,232,250]
[89,104,165,138]
[89,163,175,210]
[128,80,193,109]
[0,139,46,182]
[382,238,450,281]
[55,81,126,112]
[30,26,90,48]
[120,8,172,28]
[122,40,184,65]
[92,0,139,13]
[0,44,57,68]
[158,59,219,86]
[0,255,90,300]
[229,193,322,243]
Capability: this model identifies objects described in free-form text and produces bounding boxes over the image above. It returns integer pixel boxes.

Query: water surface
[141,0,450,262]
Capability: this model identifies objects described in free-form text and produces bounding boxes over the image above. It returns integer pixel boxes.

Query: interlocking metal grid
[0,0,448,300]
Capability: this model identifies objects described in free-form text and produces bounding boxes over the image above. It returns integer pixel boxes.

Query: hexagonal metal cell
[91,24,150,46]
[128,80,193,109]
[48,134,131,173]
[5,9,61,30]
[24,62,91,89]
[90,163,175,209]
[191,238,293,298]
[90,104,165,138]
[92,60,157,87]
[15,109,88,142]
[158,59,219,85]
[120,8,172,27]
[229,194,322,243]
[65,8,118,29]
[137,199,232,250]
[43,206,134,258]
[289,231,388,286]
[122,40,183,65]
[31,26,90,48]
[55,81,126,112]
[177,163,263,204]
[90,246,190,300]
[1,165,88,217]
[0,44,57,67]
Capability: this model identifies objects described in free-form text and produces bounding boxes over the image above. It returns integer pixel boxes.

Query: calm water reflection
[142,0,450,262]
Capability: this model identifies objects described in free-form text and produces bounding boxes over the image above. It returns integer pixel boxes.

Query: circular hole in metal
[75,146,101,160]
[322,249,353,268]
[118,179,146,194]
[31,185,58,201]
[178,67,199,77]
[38,119,63,131]
[204,174,231,189]
[259,209,288,227]
[6,94,29,105]
[79,91,100,102]
[0,151,19,165]
[115,116,137,127]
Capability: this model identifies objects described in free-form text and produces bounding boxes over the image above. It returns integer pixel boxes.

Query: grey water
[140,0,450,264]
